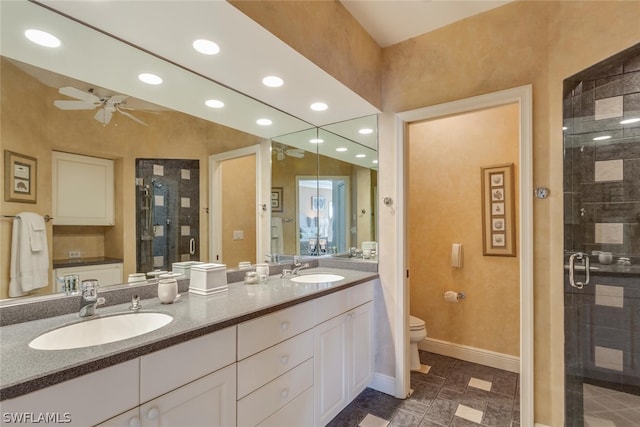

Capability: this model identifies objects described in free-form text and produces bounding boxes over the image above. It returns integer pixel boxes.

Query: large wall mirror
[271,116,378,259]
[0,1,377,302]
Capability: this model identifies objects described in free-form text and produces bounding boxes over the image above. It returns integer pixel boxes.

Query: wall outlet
[68,250,81,259]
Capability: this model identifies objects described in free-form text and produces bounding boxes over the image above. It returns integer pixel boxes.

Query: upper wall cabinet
[52,151,114,225]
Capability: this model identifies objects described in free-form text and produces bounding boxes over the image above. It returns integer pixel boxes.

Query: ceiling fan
[53,86,148,126]
[273,143,305,161]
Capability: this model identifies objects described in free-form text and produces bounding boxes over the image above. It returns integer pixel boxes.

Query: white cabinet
[314,281,374,427]
[52,151,114,226]
[53,263,123,290]
[139,364,236,427]
[3,359,139,427]
[237,303,315,427]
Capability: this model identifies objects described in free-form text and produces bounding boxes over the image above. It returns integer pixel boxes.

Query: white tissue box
[189,263,227,295]
[172,261,205,278]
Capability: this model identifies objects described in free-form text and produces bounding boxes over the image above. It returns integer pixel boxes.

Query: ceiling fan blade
[287,149,305,158]
[54,100,97,110]
[105,95,128,107]
[94,108,112,124]
[119,109,148,126]
[58,86,100,103]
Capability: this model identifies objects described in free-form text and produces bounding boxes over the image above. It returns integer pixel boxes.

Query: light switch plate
[233,230,244,240]
[68,250,81,258]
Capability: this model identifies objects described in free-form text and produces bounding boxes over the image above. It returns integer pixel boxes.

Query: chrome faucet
[79,279,105,317]
[129,294,142,311]
[291,256,309,275]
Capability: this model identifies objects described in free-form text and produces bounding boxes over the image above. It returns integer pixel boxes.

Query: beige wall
[239,1,640,424]
[408,104,520,357]
[221,155,257,267]
[0,58,264,299]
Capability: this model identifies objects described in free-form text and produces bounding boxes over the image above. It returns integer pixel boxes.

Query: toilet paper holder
[443,291,465,302]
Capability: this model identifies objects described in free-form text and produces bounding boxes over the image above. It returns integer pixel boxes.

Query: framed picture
[481,163,516,256]
[311,196,326,211]
[4,150,37,203]
[271,187,283,212]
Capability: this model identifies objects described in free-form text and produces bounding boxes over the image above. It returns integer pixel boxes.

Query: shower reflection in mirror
[135,159,200,273]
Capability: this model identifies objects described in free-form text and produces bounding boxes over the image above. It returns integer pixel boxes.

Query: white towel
[270,217,284,255]
[9,212,49,297]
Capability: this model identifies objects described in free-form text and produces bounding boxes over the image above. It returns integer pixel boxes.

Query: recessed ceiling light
[372,160,378,164]
[205,99,224,108]
[562,126,568,131]
[356,154,366,158]
[25,29,61,48]
[262,76,284,88]
[193,39,220,55]
[310,102,328,111]
[358,128,374,135]
[138,73,163,85]
[620,117,640,124]
[593,135,611,141]
[336,147,347,152]
[309,138,324,144]
[256,118,272,126]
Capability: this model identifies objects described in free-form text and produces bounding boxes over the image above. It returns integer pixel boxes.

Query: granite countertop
[52,257,124,269]
[0,267,378,401]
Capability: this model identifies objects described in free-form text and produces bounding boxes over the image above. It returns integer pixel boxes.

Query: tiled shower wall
[564,44,640,259]
[135,159,200,273]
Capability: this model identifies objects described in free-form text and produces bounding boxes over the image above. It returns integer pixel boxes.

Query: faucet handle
[80,279,99,298]
[281,269,292,279]
[129,294,141,311]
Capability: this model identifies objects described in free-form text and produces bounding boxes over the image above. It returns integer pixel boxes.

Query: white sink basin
[290,273,345,283]
[29,312,173,350]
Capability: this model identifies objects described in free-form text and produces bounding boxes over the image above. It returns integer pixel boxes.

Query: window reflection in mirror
[271,115,378,259]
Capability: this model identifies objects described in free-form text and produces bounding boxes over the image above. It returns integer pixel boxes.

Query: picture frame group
[481,163,516,256]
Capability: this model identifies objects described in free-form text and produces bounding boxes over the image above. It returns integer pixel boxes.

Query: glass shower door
[563,44,640,426]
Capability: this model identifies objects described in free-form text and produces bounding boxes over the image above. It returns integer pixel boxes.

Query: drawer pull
[129,417,141,427]
[280,321,290,330]
[280,354,290,365]
[280,388,290,399]
[147,407,160,420]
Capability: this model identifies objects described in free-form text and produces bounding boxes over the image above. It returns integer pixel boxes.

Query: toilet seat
[410,315,425,331]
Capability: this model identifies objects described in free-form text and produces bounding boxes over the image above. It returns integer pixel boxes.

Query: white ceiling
[341,0,513,47]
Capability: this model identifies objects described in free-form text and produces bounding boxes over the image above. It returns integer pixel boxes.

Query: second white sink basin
[29,312,173,350]
[290,273,345,283]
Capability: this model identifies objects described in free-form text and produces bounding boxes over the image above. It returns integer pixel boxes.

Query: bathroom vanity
[0,266,377,426]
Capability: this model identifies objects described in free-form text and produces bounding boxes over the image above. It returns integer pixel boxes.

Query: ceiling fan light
[138,73,163,85]
[193,39,220,55]
[25,29,61,48]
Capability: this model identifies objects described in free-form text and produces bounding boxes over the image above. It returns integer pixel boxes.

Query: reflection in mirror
[271,116,378,259]
[135,159,200,273]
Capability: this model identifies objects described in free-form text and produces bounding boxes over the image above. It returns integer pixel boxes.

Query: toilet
[409,315,427,371]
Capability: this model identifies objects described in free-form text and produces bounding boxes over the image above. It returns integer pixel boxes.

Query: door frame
[395,85,533,425]
[209,141,271,264]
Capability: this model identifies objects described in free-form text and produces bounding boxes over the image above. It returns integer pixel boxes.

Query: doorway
[396,85,533,425]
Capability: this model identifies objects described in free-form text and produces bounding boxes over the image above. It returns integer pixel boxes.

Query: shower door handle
[568,252,590,289]
[189,238,196,255]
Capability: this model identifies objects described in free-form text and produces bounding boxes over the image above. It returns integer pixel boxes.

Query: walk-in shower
[135,159,200,273]
[563,43,640,426]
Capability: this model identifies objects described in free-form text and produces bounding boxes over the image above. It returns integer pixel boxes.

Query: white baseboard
[368,372,396,396]
[418,338,520,373]
[534,424,551,427]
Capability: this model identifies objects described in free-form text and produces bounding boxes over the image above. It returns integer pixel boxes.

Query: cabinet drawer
[256,387,314,427]
[237,329,313,399]
[140,326,236,403]
[237,358,314,427]
[2,359,138,427]
[315,288,350,325]
[237,300,314,360]
[349,280,374,308]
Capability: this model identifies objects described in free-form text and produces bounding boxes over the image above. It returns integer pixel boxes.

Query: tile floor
[583,383,640,427]
[327,351,520,427]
